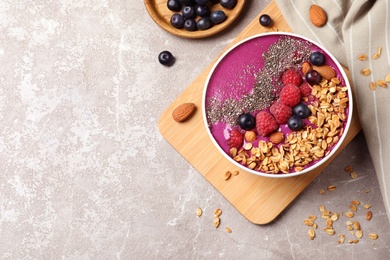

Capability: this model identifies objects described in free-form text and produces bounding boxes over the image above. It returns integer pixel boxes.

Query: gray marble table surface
[0,0,389,259]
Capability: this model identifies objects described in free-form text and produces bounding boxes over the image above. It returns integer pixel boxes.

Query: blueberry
[238,113,256,130]
[184,18,197,31]
[220,0,237,9]
[309,51,325,66]
[195,0,208,4]
[287,115,303,131]
[210,10,227,24]
[305,70,322,85]
[293,103,311,119]
[167,0,182,11]
[197,17,213,30]
[182,6,196,19]
[179,0,195,5]
[259,14,272,27]
[195,5,210,17]
[170,14,185,29]
[158,51,175,66]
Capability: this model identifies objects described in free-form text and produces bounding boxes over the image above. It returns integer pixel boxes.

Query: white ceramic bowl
[202,32,353,178]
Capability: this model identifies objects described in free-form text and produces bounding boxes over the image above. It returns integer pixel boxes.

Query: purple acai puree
[205,34,349,174]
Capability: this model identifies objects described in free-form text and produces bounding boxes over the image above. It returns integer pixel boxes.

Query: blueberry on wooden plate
[195,0,208,4]
[197,17,213,30]
[170,13,185,29]
[184,19,198,31]
[182,6,196,19]
[179,0,195,5]
[195,5,210,17]
[210,10,227,24]
[220,0,237,9]
[167,0,182,11]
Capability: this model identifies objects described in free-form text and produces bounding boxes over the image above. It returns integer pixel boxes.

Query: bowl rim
[202,32,353,178]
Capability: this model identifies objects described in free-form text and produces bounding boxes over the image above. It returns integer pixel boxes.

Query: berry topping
[279,83,302,107]
[305,70,322,85]
[158,51,175,66]
[309,51,325,66]
[227,129,243,149]
[287,115,303,131]
[293,103,311,119]
[259,14,272,27]
[256,111,279,136]
[269,101,292,124]
[299,82,312,97]
[282,69,302,86]
[238,113,256,130]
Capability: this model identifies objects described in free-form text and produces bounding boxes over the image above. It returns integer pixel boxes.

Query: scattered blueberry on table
[158,51,175,66]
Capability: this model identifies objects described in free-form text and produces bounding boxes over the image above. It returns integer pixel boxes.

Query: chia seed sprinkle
[206,36,312,127]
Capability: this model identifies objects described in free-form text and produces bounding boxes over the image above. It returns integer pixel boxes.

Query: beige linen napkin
[275,0,390,222]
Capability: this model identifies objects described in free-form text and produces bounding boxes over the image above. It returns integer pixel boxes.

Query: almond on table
[172,103,196,122]
[309,4,327,27]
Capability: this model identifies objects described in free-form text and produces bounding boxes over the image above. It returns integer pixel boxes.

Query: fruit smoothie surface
[203,33,350,175]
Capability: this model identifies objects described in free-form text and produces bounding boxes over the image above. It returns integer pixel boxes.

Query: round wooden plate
[144,0,246,39]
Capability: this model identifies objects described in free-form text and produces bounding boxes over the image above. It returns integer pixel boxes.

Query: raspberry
[270,101,292,124]
[227,129,243,149]
[299,82,312,97]
[279,83,302,107]
[282,69,302,86]
[256,111,279,136]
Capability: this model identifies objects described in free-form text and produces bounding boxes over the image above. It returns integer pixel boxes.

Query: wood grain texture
[144,0,246,38]
[158,0,361,224]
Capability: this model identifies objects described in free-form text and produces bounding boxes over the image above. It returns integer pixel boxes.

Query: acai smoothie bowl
[202,32,353,178]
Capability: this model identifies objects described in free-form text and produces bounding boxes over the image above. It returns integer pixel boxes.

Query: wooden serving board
[158,0,361,224]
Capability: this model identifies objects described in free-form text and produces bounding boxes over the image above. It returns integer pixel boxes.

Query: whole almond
[269,132,284,144]
[302,62,312,75]
[309,5,327,27]
[172,103,196,122]
[312,65,336,80]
